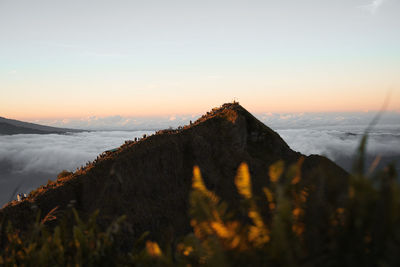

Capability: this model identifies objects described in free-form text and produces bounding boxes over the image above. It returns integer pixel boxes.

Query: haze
[1,0,400,121]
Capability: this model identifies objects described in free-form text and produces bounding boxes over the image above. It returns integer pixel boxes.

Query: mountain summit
[0,103,348,243]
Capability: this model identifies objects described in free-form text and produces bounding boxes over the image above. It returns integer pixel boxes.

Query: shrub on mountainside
[57,170,73,180]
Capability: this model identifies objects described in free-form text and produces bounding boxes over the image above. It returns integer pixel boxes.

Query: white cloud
[360,0,386,14]
[8,70,17,75]
[0,131,153,205]
[259,111,400,173]
[256,111,400,129]
[277,126,400,160]
[0,131,151,174]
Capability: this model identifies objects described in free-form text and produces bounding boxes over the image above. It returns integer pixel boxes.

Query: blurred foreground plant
[0,208,127,266]
[175,135,400,266]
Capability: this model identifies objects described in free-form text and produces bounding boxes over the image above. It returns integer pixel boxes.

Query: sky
[1,0,400,120]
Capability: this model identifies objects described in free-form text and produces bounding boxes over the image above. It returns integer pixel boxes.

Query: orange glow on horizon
[5,100,399,122]
[2,85,399,120]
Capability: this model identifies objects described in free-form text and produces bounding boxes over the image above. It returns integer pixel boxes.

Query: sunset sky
[1,0,399,120]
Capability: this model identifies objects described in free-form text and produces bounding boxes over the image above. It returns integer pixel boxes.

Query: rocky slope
[0,103,348,244]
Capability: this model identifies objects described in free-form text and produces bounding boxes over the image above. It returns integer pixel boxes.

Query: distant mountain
[0,116,83,135]
[0,103,348,245]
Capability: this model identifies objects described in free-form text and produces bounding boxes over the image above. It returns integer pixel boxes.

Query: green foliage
[1,134,399,266]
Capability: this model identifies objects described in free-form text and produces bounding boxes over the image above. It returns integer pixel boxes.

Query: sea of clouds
[32,111,400,131]
[0,131,151,205]
[1,112,399,206]
[257,112,400,173]
[276,125,400,172]
[0,131,151,174]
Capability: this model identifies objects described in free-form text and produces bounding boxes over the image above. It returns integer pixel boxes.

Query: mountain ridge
[0,116,83,135]
[0,102,349,245]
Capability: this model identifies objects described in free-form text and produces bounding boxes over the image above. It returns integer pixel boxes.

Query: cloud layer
[31,111,400,131]
[0,131,151,205]
[256,111,400,130]
[0,131,150,174]
[360,0,386,14]
[33,115,196,131]
[277,126,400,161]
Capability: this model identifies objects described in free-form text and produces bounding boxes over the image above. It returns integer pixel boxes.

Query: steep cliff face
[0,103,348,243]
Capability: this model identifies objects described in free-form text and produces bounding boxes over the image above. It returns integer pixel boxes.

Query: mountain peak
[0,103,348,244]
[194,102,242,123]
